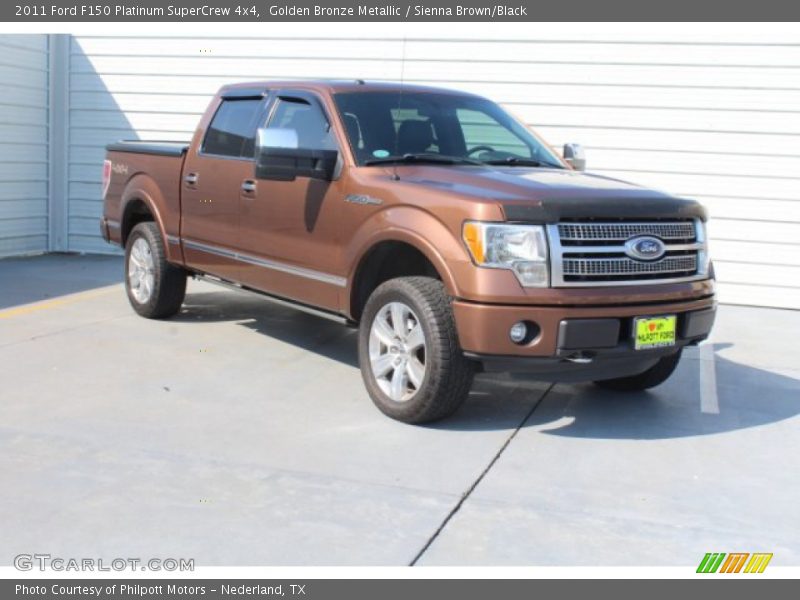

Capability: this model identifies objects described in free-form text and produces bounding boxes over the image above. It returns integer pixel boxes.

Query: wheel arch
[347,227,462,322]
[119,174,177,261]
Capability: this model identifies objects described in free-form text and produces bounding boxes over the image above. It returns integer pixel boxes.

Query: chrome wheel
[369,301,427,403]
[128,237,155,304]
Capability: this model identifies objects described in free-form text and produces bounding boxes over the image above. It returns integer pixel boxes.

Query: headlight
[463,221,549,287]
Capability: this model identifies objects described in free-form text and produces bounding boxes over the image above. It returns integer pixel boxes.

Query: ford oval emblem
[624,236,666,261]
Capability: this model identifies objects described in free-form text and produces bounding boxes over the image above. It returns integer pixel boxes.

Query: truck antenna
[392,36,407,182]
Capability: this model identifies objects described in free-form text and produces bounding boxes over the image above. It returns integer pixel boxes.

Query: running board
[193,273,352,326]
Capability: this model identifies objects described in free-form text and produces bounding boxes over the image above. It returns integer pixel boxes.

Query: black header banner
[4,0,800,21]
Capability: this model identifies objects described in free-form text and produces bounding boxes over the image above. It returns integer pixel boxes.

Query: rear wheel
[593,349,683,391]
[124,222,186,319]
[358,277,475,424]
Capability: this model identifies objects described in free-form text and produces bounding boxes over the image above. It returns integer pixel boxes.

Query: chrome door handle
[184,173,199,185]
[241,180,257,193]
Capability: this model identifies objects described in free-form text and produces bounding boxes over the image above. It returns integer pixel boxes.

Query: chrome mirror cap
[256,127,298,150]
[563,143,586,171]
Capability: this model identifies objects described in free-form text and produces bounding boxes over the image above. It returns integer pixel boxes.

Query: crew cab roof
[218,80,482,98]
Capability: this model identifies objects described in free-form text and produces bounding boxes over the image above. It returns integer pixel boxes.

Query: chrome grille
[563,255,697,277]
[558,222,695,242]
[547,220,707,287]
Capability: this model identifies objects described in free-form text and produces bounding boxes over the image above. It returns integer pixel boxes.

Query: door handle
[184,173,199,185]
[241,180,257,193]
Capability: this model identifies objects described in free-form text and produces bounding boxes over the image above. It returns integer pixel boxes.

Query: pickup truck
[101,80,716,423]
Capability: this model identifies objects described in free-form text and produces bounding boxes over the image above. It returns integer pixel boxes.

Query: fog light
[509,321,528,344]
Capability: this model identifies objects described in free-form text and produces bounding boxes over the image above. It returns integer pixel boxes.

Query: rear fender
[120,173,182,263]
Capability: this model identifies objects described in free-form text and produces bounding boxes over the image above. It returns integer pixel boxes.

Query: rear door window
[202,99,263,158]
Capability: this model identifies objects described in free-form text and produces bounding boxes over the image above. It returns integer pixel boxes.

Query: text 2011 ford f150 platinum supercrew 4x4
[101,80,716,423]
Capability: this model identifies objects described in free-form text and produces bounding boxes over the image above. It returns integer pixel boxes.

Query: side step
[193,273,352,326]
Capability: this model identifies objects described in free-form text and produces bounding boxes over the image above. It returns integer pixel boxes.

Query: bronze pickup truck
[101,80,715,423]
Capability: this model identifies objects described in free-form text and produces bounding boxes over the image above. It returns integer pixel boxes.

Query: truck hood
[395,165,707,221]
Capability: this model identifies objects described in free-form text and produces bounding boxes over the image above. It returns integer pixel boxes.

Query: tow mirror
[255,128,338,182]
[563,143,586,171]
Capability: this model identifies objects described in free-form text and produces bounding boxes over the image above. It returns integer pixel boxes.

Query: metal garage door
[0,35,49,257]
[68,25,800,309]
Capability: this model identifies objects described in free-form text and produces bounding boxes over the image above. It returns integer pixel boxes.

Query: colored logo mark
[697,552,773,573]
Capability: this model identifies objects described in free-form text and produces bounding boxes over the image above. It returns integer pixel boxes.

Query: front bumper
[452,295,716,380]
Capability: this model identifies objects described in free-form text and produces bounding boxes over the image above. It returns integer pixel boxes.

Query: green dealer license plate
[634,315,677,350]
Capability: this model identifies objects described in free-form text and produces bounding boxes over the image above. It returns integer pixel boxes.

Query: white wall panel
[0,34,48,257]
[66,29,800,308]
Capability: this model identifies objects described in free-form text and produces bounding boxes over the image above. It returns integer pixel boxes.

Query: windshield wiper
[364,153,484,166]
[482,157,563,169]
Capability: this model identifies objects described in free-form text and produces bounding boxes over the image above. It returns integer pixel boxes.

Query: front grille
[548,220,706,287]
[563,255,697,280]
[558,222,695,243]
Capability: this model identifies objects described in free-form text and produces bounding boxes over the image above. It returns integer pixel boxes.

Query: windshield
[333,91,564,168]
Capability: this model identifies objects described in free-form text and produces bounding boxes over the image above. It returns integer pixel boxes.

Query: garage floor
[1,254,799,566]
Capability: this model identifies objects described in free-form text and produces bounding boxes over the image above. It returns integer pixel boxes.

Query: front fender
[344,206,470,304]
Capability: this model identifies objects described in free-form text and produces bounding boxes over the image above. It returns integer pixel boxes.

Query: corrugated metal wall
[22,28,800,308]
[0,35,49,257]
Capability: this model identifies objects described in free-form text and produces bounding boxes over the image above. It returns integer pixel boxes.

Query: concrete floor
[1,254,798,566]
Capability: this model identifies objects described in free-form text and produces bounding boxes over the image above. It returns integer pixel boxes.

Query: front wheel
[358,277,475,424]
[124,222,186,319]
[593,349,683,391]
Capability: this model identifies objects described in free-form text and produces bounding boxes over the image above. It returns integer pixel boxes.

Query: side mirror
[255,128,338,182]
[563,143,586,171]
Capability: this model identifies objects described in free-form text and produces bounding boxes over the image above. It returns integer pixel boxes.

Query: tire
[593,349,683,392]
[358,276,475,424]
[124,221,186,319]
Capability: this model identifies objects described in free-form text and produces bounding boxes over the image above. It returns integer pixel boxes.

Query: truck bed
[103,141,189,255]
[106,140,190,157]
